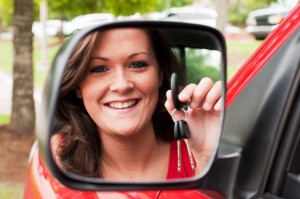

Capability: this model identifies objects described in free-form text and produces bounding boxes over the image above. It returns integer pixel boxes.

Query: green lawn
[226,39,262,80]
[0,114,10,125]
[227,39,262,55]
[0,40,13,74]
[0,185,23,199]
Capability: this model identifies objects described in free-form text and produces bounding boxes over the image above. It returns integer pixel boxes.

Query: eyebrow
[90,52,149,61]
[128,52,149,59]
[90,56,108,61]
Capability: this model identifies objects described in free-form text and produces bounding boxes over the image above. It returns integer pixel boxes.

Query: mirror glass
[49,24,224,183]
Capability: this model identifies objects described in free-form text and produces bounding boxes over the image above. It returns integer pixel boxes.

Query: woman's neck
[99,123,160,180]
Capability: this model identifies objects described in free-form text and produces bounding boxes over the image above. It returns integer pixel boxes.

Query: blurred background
[0,0,298,198]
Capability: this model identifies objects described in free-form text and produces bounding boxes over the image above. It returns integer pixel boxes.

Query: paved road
[0,71,41,115]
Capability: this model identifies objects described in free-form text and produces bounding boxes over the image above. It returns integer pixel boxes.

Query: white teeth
[108,100,137,109]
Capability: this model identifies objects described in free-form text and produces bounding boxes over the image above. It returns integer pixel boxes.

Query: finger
[165,90,186,122]
[203,81,222,111]
[214,97,223,111]
[189,77,214,109]
[178,83,197,102]
[164,90,175,114]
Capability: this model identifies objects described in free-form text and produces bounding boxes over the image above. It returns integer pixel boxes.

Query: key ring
[171,108,188,122]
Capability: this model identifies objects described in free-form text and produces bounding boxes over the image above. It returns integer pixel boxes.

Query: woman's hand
[164,77,222,173]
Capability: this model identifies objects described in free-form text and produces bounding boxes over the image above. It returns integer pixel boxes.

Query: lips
[106,99,139,109]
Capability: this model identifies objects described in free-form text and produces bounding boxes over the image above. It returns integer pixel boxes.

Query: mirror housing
[36,20,227,191]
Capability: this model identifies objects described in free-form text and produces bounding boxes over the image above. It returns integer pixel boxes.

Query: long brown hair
[55,27,185,177]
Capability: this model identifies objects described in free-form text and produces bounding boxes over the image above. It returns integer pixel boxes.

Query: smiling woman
[36,21,226,189]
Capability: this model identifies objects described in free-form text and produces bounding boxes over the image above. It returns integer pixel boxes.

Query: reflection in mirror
[51,26,223,182]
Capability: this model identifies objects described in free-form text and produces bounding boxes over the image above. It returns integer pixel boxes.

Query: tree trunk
[11,0,35,134]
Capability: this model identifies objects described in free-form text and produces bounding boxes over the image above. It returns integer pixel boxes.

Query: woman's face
[77,28,162,137]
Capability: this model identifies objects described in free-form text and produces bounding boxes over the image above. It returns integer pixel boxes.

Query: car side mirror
[36,20,226,191]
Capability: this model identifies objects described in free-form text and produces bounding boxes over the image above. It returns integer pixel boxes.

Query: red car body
[24,3,300,198]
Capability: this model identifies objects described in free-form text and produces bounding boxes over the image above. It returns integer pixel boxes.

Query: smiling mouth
[106,99,139,109]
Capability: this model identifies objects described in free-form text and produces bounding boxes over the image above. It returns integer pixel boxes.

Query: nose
[109,70,134,93]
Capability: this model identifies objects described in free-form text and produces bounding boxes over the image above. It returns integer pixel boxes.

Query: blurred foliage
[105,0,157,16]
[0,0,13,29]
[187,63,221,83]
[44,0,195,19]
[0,0,196,24]
[185,48,221,84]
[228,0,278,26]
[171,47,221,84]
[157,0,194,11]
[35,0,108,21]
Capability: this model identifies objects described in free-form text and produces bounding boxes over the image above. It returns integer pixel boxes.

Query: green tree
[102,0,158,16]
[0,0,38,26]
[42,0,195,19]
[11,0,35,134]
[46,0,107,20]
[157,0,194,11]
[0,0,13,27]
[244,0,278,10]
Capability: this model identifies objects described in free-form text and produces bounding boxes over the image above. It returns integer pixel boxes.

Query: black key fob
[178,120,191,139]
[174,120,191,140]
[171,73,182,110]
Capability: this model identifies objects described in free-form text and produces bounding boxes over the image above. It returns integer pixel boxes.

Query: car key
[171,73,191,140]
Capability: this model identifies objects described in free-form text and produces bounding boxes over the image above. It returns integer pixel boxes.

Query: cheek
[141,72,161,100]
[80,78,104,106]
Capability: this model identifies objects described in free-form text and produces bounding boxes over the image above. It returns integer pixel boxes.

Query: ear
[76,87,83,98]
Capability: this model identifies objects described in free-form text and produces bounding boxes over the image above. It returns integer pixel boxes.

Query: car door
[217,6,300,199]
[266,61,300,199]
